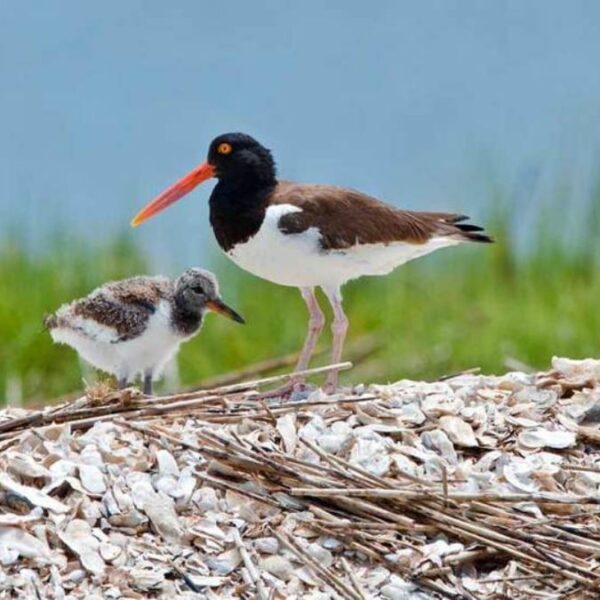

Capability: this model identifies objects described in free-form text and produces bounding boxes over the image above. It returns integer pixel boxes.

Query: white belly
[226,204,461,288]
[51,301,185,380]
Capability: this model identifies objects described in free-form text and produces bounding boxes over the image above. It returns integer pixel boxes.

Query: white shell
[79,464,107,495]
[0,526,53,564]
[316,432,348,454]
[349,437,391,476]
[552,356,600,380]
[129,567,165,591]
[305,542,333,568]
[193,486,219,512]
[6,452,50,479]
[185,575,227,588]
[421,430,458,464]
[206,548,242,575]
[259,555,294,581]
[57,520,105,577]
[276,413,297,454]
[254,536,279,554]
[99,542,121,563]
[129,473,184,544]
[156,449,180,477]
[0,473,68,514]
[518,428,576,449]
[439,416,478,447]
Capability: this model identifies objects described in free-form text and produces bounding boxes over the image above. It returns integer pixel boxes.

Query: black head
[175,268,245,323]
[131,133,276,228]
[207,133,277,186]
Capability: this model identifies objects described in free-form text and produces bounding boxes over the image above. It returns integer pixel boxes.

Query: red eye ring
[217,142,232,155]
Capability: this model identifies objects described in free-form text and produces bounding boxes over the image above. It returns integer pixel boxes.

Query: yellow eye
[217,142,232,155]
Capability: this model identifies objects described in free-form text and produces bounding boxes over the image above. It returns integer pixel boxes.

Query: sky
[1,1,600,267]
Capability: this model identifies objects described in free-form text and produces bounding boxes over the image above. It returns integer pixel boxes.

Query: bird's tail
[43,313,58,330]
[425,212,494,244]
[452,217,493,243]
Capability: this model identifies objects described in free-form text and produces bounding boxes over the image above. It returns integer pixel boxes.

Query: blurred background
[2,1,600,403]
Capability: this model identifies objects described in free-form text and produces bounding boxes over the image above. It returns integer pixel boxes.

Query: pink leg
[295,287,325,373]
[260,287,324,398]
[322,286,348,392]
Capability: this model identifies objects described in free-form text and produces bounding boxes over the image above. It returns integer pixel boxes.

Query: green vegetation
[2,187,600,403]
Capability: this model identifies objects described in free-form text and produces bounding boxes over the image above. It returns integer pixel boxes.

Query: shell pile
[0,357,600,598]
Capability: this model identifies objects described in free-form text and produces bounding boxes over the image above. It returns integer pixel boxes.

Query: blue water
[1,1,600,268]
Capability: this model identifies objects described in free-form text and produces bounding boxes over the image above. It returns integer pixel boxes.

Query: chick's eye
[217,142,232,155]
[191,286,205,295]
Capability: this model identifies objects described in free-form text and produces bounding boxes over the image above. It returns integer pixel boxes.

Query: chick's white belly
[226,204,460,288]
[114,319,183,378]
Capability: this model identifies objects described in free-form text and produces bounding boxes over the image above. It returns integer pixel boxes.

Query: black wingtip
[456,223,485,233]
[454,221,494,243]
[467,232,494,243]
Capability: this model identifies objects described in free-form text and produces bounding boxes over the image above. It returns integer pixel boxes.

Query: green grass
[2,191,600,403]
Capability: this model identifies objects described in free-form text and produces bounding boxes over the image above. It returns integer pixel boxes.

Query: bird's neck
[171,293,204,337]
[216,168,277,197]
[209,178,278,252]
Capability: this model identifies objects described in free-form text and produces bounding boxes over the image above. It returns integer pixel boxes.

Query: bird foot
[259,378,307,400]
[323,375,339,395]
[118,388,136,407]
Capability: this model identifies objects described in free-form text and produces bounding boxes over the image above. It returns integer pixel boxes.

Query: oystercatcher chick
[131,133,492,392]
[45,268,244,395]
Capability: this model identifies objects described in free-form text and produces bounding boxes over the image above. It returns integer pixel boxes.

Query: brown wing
[272,182,491,250]
[71,295,153,342]
[104,276,172,309]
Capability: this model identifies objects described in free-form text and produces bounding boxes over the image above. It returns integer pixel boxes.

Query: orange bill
[206,299,245,324]
[130,162,215,227]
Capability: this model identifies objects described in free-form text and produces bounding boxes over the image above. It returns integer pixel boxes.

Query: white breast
[51,301,186,380]
[226,204,461,288]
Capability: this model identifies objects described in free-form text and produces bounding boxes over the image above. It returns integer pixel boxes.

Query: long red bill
[130,162,215,227]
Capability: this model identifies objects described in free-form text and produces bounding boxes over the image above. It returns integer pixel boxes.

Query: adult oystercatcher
[131,133,492,391]
[45,268,244,394]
